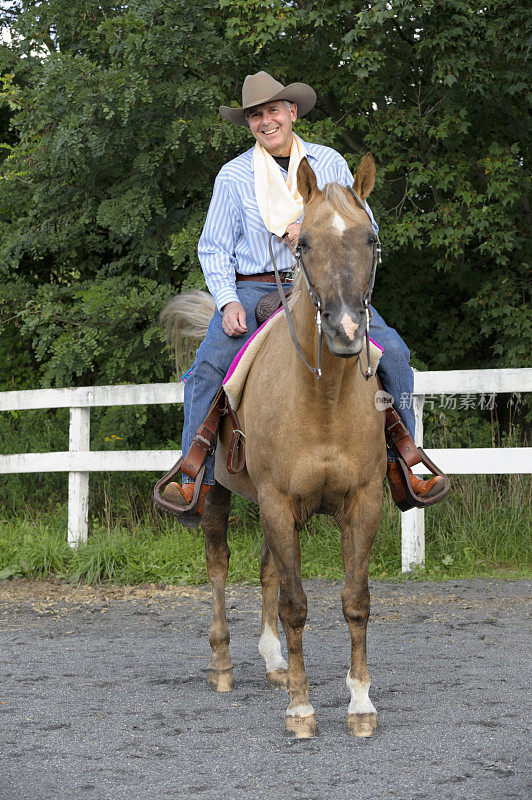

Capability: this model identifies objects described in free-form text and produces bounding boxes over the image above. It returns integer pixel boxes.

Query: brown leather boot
[162,482,211,517]
[387,461,445,507]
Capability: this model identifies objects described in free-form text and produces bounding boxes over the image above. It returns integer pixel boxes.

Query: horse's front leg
[202,482,234,692]
[337,479,383,737]
[258,540,288,688]
[260,494,317,738]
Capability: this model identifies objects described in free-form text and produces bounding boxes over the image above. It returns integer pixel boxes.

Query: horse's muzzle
[321,307,366,358]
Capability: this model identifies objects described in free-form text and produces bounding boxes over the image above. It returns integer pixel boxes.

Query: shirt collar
[248,134,317,174]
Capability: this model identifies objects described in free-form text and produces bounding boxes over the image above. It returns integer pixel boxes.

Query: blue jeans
[368,306,415,461]
[182,287,415,484]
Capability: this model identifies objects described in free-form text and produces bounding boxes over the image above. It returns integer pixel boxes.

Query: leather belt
[235,271,291,283]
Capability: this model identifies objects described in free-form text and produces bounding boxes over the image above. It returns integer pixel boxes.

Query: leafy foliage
[0,0,530,459]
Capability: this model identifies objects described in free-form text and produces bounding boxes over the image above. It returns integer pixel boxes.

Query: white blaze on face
[258,623,288,672]
[332,212,347,233]
[346,672,377,715]
[340,313,359,341]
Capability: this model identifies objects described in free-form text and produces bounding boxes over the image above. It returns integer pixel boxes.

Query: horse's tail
[159,290,216,375]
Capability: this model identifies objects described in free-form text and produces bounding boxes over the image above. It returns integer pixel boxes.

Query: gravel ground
[0,577,530,800]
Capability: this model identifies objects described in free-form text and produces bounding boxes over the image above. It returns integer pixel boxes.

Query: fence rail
[1,368,531,570]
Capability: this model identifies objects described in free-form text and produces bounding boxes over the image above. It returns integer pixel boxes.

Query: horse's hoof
[347,712,378,738]
[206,667,234,692]
[267,669,288,689]
[285,714,318,739]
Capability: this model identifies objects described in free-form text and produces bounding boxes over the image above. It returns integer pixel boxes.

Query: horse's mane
[322,182,360,223]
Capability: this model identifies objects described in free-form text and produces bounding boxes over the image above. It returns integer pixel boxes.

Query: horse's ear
[353,152,376,201]
[297,157,319,202]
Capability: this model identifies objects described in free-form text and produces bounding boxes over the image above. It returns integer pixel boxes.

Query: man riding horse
[162,71,447,518]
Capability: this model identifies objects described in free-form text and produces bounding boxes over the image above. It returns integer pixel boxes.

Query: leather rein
[268,186,382,381]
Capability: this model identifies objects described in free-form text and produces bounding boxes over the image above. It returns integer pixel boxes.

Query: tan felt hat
[219,71,316,126]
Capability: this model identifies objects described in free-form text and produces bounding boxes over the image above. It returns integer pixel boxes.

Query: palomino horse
[165,154,386,738]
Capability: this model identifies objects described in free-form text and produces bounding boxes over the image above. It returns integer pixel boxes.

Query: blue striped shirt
[198,136,379,311]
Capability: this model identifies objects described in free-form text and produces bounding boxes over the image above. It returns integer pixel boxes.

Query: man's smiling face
[247,101,297,157]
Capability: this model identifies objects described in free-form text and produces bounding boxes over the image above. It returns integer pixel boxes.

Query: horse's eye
[298,239,309,252]
[368,234,377,246]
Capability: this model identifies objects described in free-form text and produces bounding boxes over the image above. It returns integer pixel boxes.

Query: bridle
[268,186,382,381]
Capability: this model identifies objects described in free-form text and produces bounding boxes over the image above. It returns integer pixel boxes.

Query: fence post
[68,407,90,547]
[401,392,425,572]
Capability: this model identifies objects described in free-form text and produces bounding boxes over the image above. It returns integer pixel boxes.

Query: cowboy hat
[219,71,316,126]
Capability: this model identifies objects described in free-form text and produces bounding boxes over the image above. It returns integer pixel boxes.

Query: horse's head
[296,153,378,358]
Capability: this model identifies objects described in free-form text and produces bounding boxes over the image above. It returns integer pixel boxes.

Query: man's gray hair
[244,100,294,122]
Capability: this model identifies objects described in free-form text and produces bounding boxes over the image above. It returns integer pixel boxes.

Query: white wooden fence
[1,368,530,571]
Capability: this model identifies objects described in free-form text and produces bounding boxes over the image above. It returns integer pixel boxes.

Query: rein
[268,186,382,381]
[269,233,323,378]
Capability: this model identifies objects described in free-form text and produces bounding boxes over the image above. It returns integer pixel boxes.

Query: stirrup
[153,459,206,529]
[153,385,245,530]
[391,448,450,511]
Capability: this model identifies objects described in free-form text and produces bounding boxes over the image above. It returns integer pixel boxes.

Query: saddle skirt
[222,298,384,412]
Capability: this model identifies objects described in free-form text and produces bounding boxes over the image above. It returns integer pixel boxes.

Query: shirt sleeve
[334,156,379,235]
[198,175,242,312]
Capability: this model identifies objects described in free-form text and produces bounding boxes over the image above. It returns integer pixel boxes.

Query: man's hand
[279,222,302,254]
[222,301,248,337]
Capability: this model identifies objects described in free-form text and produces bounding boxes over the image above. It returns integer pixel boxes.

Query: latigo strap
[382,404,420,468]
[181,387,226,479]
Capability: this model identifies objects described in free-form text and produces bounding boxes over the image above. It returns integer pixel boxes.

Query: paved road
[0,578,529,800]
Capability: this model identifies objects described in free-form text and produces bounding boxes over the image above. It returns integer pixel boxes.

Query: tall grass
[1,394,529,585]
[0,474,529,584]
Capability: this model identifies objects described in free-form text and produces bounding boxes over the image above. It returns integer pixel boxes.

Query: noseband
[268,186,382,381]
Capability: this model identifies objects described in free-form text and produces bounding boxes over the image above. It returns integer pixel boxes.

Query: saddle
[154,293,285,524]
[254,289,288,326]
[154,295,449,520]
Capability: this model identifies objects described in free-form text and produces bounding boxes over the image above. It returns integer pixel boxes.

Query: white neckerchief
[252,134,307,237]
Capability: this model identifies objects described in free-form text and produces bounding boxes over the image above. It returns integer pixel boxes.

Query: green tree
[0,0,245,393]
[219,0,531,370]
[0,0,529,423]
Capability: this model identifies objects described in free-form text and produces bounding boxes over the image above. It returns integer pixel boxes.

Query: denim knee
[383,336,410,364]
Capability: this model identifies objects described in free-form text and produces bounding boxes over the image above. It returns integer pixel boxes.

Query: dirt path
[0,578,530,800]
